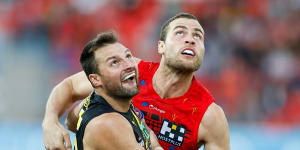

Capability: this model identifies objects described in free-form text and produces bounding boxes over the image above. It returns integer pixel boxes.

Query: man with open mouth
[43,13,230,150]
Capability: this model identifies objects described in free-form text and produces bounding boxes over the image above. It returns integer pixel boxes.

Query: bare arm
[84,113,145,150]
[43,57,139,123]
[198,103,230,150]
[42,71,93,150]
[43,71,92,119]
[65,100,84,133]
[42,57,141,150]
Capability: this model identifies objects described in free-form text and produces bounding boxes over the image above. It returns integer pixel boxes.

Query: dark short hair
[80,31,118,78]
[159,12,198,41]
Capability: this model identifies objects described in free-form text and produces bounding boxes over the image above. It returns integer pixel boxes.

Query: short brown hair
[159,13,198,41]
[80,31,118,77]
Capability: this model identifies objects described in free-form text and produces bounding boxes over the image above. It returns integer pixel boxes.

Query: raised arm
[65,100,84,133]
[44,56,140,121]
[198,103,230,150]
[42,71,93,150]
[42,57,141,150]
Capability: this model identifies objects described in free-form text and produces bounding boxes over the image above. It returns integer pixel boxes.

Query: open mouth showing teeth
[182,49,195,56]
[122,72,136,82]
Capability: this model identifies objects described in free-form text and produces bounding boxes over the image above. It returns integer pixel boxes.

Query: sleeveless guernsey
[133,61,214,150]
[75,92,151,150]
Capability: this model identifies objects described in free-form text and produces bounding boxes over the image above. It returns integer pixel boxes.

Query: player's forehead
[95,43,130,62]
[169,18,204,34]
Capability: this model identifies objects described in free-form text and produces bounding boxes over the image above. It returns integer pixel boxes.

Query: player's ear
[158,40,165,55]
[89,74,102,87]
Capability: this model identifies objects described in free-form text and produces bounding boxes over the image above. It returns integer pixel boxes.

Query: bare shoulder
[83,112,142,149]
[84,112,131,139]
[202,103,227,127]
[198,103,230,150]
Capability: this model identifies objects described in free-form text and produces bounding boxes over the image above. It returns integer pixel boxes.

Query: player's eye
[126,54,132,59]
[193,33,201,40]
[176,31,183,36]
[111,60,118,66]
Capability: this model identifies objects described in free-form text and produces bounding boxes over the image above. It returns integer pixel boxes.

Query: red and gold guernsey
[132,61,215,150]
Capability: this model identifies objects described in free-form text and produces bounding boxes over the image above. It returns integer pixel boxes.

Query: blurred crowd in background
[0,0,299,126]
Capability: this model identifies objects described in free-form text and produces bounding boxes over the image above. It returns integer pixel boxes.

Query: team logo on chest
[157,120,187,147]
[140,106,191,148]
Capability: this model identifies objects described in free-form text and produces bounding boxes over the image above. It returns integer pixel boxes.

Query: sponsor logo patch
[157,120,186,147]
[149,104,165,113]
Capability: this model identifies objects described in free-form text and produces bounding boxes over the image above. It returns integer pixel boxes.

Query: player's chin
[180,59,198,67]
[123,85,139,97]
[122,79,138,89]
[185,59,201,70]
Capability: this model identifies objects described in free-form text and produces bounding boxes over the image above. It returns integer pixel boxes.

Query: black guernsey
[74,92,151,150]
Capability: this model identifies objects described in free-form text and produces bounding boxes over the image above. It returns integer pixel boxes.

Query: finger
[43,132,64,150]
[50,138,66,150]
[63,131,72,150]
[43,122,67,150]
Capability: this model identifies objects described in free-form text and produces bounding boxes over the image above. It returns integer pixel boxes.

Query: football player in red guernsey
[43,13,230,150]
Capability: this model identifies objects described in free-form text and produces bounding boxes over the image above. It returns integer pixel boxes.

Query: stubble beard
[103,78,139,101]
[165,55,202,72]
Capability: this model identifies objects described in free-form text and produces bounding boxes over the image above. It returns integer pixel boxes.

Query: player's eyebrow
[106,49,131,62]
[173,25,188,31]
[194,28,204,36]
[173,25,204,36]
[106,56,117,62]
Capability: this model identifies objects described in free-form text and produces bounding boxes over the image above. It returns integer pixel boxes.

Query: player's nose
[184,34,195,45]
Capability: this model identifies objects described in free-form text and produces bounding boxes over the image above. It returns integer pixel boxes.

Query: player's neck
[152,64,194,99]
[94,90,131,113]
